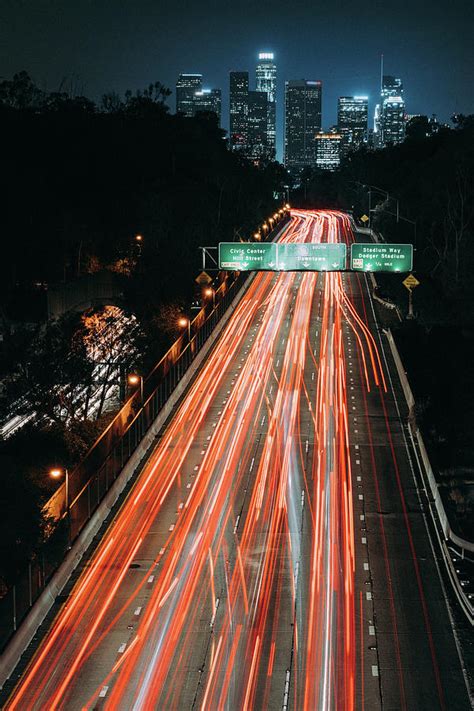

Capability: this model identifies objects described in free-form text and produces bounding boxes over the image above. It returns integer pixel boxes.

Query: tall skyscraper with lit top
[374,74,406,147]
[382,75,403,100]
[284,80,322,171]
[193,89,222,124]
[337,96,368,155]
[381,75,405,145]
[256,52,277,159]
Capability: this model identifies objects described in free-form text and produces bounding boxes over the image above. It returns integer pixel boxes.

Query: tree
[0,70,44,109]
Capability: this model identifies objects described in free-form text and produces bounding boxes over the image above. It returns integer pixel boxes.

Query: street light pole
[127,373,143,405]
[204,287,215,308]
[178,317,191,344]
[50,467,71,547]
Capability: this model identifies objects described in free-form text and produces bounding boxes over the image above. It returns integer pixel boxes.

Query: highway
[4,211,471,710]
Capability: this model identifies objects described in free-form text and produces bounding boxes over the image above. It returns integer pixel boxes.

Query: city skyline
[2,0,472,161]
[177,53,409,164]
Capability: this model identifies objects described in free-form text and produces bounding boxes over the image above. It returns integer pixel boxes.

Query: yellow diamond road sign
[360,214,369,223]
[403,274,420,290]
[195,271,213,285]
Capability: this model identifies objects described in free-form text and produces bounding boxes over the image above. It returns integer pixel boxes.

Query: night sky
[2,0,473,160]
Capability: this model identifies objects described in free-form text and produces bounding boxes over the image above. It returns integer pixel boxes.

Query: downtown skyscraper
[374,71,406,147]
[284,80,322,171]
[229,71,249,151]
[337,96,368,155]
[228,52,276,163]
[176,74,221,125]
[256,53,277,159]
[176,74,202,117]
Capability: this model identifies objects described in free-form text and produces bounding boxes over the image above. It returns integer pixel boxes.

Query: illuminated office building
[256,52,277,159]
[193,89,222,124]
[176,74,202,117]
[382,95,406,145]
[382,75,403,100]
[247,90,270,160]
[284,80,322,171]
[229,71,249,151]
[315,131,342,170]
[373,103,382,147]
[337,96,368,155]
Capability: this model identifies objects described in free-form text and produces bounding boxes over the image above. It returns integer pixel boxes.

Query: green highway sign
[277,243,346,271]
[218,242,277,270]
[350,243,413,272]
[218,242,347,271]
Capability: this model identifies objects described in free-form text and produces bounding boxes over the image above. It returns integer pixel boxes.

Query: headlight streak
[7,210,406,711]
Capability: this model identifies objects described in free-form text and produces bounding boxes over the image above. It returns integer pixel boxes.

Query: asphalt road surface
[4,211,471,710]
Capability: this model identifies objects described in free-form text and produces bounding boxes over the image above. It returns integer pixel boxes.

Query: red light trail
[5,210,453,711]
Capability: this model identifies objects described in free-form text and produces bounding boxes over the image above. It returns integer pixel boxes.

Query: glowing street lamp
[179,316,191,343]
[128,372,144,404]
[50,467,70,545]
[204,287,215,307]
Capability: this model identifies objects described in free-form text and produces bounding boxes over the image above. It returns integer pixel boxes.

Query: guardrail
[0,212,292,655]
[384,327,474,625]
[357,217,474,624]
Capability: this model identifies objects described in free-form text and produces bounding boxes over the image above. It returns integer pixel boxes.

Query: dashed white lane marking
[118,643,127,653]
[99,687,109,698]
[372,666,379,677]
[369,625,375,636]
[134,607,142,616]
[364,563,369,571]
[366,592,372,601]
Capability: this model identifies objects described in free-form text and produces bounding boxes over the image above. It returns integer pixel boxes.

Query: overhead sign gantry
[218,242,413,273]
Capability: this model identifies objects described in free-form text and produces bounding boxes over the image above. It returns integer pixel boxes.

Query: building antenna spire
[380,53,384,96]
